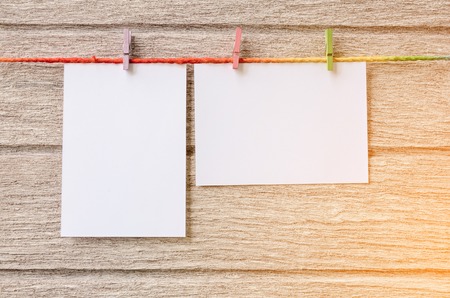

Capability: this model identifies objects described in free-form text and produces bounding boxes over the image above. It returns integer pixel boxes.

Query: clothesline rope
[0,55,449,64]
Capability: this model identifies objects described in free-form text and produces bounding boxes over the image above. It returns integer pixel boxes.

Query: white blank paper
[195,63,368,186]
[61,64,186,237]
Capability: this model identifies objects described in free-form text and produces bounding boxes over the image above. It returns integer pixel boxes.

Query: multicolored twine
[0,55,449,64]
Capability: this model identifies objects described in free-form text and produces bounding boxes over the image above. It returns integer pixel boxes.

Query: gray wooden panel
[0,28,449,58]
[1,151,449,270]
[1,270,449,297]
[1,62,448,147]
[1,0,449,295]
[0,1,449,27]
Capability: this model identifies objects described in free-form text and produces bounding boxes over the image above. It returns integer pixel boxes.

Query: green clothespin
[325,29,333,71]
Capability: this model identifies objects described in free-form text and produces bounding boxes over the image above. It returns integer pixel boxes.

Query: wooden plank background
[0,1,449,296]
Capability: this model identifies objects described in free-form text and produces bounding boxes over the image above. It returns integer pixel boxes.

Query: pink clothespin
[232,27,242,69]
[123,29,131,70]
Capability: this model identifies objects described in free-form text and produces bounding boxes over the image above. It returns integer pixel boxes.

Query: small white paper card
[61,64,186,237]
[195,63,368,186]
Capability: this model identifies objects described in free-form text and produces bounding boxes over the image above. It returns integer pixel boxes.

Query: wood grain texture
[1,270,449,297]
[0,1,449,27]
[1,151,449,270]
[0,0,449,296]
[1,62,449,147]
[0,27,449,58]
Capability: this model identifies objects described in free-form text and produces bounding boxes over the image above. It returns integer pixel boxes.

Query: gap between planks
[1,24,450,33]
[0,268,449,276]
[0,145,448,156]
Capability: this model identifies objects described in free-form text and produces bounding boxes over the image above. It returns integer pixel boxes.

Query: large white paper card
[195,63,368,186]
[62,64,186,237]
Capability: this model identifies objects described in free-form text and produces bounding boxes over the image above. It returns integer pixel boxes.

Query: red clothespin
[123,29,131,70]
[232,27,242,69]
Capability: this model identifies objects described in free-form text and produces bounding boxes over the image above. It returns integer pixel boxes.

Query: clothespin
[325,28,333,71]
[123,29,132,70]
[232,27,242,69]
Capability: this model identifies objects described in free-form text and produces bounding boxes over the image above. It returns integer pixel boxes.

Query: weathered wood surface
[1,151,449,271]
[0,1,449,26]
[0,0,449,296]
[0,27,449,58]
[1,270,449,297]
[1,62,449,147]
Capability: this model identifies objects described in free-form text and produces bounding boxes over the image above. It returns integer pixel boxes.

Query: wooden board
[1,62,449,147]
[0,151,449,271]
[0,1,449,296]
[1,270,449,297]
[0,1,449,26]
